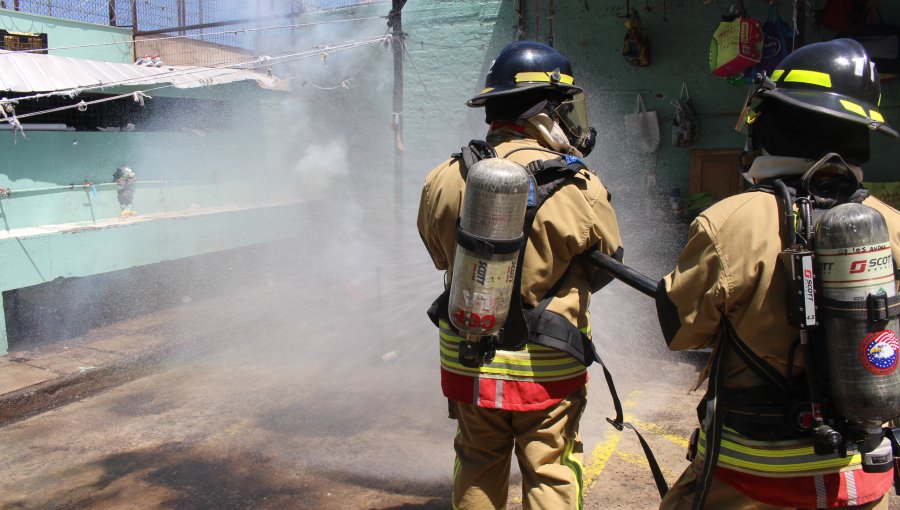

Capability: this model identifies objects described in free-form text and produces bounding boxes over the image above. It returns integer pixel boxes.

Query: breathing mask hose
[774,179,841,448]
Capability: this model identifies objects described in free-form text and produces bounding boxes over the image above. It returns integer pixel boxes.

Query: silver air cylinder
[816,202,900,430]
[448,158,530,339]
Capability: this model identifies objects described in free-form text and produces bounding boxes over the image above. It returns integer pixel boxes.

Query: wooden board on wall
[689,148,746,199]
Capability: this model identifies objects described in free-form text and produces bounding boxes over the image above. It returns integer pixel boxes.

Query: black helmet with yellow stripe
[467,41,583,108]
[755,38,897,138]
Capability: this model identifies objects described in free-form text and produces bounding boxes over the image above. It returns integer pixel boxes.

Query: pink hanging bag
[709,1,764,78]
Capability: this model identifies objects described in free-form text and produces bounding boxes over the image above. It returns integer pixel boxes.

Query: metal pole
[108,0,117,26]
[177,0,186,36]
[388,0,407,235]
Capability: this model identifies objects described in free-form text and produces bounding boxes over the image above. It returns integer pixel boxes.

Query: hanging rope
[0,34,391,125]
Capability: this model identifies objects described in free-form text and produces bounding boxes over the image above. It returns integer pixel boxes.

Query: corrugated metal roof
[0,50,287,95]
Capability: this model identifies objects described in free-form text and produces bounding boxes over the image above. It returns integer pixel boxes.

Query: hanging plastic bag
[816,0,869,32]
[622,8,651,67]
[625,94,659,153]
[743,3,794,83]
[837,6,900,80]
[709,1,763,78]
[671,82,699,148]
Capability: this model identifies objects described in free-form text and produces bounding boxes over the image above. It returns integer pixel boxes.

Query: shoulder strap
[451,139,497,178]
[499,155,587,351]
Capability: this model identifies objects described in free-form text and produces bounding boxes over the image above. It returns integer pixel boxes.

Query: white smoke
[291,139,350,199]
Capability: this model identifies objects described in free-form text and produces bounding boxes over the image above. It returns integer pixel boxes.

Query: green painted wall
[339,0,899,270]
[0,86,290,231]
[275,0,900,280]
[0,9,133,62]
[397,1,900,189]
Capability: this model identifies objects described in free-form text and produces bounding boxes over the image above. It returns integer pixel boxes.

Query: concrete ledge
[0,342,176,426]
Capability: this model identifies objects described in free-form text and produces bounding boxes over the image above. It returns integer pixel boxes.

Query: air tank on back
[448,158,530,340]
[815,202,900,431]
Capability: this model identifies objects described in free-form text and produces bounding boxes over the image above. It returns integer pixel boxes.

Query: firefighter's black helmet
[467,41,583,108]
[755,38,897,138]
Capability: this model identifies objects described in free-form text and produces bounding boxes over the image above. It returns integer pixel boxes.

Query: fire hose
[587,251,658,298]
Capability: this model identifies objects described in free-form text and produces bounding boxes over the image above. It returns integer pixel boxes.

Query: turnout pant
[448,386,587,510]
[659,456,889,510]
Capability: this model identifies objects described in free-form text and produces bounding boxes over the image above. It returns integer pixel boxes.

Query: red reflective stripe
[716,466,892,507]
[441,368,586,412]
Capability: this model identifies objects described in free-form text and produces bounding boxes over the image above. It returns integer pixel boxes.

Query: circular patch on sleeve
[858,330,900,375]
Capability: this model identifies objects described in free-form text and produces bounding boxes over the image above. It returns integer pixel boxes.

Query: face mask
[554,93,596,156]
[526,113,573,153]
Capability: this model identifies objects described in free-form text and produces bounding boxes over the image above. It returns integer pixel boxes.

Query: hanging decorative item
[113,166,138,218]
[709,0,763,78]
[738,2,794,85]
[622,2,650,67]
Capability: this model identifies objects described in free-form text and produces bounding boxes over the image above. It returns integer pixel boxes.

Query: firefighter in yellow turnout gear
[656,39,900,509]
[418,41,622,509]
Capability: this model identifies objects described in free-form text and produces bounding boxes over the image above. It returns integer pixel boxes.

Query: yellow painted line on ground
[632,419,690,449]
[584,390,641,492]
[205,418,254,443]
[584,431,623,492]
[584,390,693,495]
[614,451,679,478]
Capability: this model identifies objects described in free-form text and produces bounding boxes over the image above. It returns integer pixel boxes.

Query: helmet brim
[761,89,899,139]
[467,82,583,108]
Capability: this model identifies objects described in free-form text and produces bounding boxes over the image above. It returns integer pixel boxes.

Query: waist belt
[427,289,598,367]
[437,319,587,381]
[697,427,863,476]
[702,384,811,441]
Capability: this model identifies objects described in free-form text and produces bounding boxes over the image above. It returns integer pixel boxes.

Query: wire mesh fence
[1,0,388,67]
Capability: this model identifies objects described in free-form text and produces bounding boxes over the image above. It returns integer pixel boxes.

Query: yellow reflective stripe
[720,439,817,458]
[437,321,587,380]
[439,343,581,367]
[700,445,860,473]
[698,428,863,474]
[771,69,784,81]
[840,99,868,118]
[439,350,586,379]
[562,436,585,510]
[515,71,575,85]
[784,69,832,88]
[870,109,885,123]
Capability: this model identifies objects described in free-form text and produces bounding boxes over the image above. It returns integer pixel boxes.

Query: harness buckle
[867,292,891,322]
[458,335,499,368]
[605,417,624,432]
